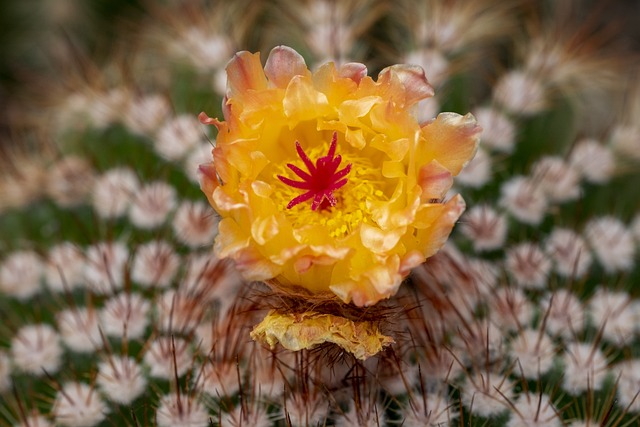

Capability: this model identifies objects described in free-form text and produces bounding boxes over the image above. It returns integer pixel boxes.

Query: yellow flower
[199,46,480,307]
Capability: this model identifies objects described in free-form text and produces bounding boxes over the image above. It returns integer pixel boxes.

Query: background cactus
[1,0,639,426]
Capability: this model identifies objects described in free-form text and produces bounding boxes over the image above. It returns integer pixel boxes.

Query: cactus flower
[199,45,480,307]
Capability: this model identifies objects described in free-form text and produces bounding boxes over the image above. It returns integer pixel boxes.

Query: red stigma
[278,132,352,211]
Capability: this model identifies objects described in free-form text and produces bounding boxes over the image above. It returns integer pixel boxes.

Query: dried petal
[250,310,394,360]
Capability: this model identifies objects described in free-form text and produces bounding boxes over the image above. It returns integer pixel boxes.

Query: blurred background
[1,0,639,102]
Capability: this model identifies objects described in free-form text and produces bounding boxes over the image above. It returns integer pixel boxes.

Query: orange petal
[226,51,268,97]
[313,62,359,106]
[198,112,223,129]
[420,112,482,175]
[211,146,238,188]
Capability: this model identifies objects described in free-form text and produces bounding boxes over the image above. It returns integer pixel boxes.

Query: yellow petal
[369,182,421,229]
[309,244,352,260]
[370,136,410,162]
[251,215,279,245]
[338,96,381,126]
[360,224,406,254]
[251,180,272,198]
[364,255,402,297]
[420,112,482,175]
[210,146,238,188]
[233,246,280,281]
[416,194,466,258]
[381,160,405,179]
[413,202,447,229]
[292,245,350,274]
[217,136,267,181]
[283,75,332,125]
[330,248,402,306]
[211,187,246,213]
[234,89,283,127]
[214,218,250,258]
[345,127,367,150]
[250,310,394,360]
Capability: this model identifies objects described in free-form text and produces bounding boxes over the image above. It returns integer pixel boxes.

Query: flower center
[277,132,352,211]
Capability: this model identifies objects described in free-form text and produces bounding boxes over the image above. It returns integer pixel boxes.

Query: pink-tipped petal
[399,250,425,275]
[198,112,223,129]
[198,163,219,204]
[338,63,368,84]
[418,160,454,201]
[264,46,310,88]
[379,64,435,107]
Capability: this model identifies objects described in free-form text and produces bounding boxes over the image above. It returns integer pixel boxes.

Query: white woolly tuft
[10,324,62,376]
[52,382,108,427]
[129,181,177,229]
[97,356,147,405]
[0,250,43,300]
[156,393,210,427]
